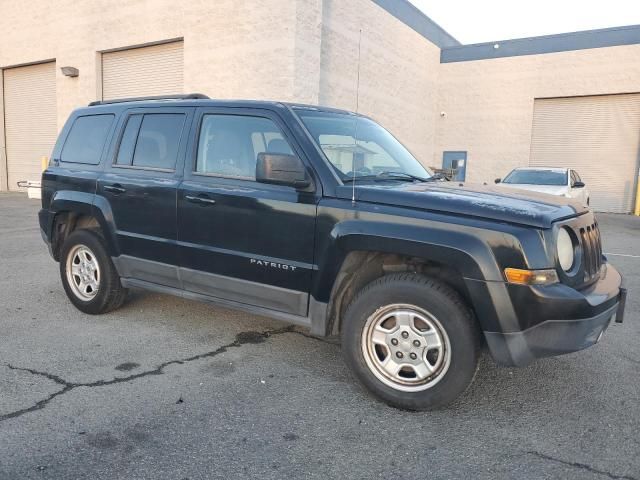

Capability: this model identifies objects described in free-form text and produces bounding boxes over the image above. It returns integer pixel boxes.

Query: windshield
[295,109,432,182]
[503,169,567,186]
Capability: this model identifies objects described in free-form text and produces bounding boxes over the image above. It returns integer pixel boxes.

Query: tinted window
[131,114,186,170]
[196,115,293,179]
[503,169,567,186]
[115,115,143,165]
[61,115,114,164]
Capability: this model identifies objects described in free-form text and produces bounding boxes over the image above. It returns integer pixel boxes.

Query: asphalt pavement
[1,193,638,480]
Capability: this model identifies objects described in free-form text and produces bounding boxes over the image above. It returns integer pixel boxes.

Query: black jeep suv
[39,94,626,410]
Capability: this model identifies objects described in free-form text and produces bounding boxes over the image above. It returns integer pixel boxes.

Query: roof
[367,1,640,62]
[370,0,460,48]
[513,167,569,172]
[441,24,640,63]
[82,95,360,116]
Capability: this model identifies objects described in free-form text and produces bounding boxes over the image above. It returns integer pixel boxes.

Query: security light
[60,66,79,77]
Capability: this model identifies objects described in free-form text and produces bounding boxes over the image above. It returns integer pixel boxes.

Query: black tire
[59,229,127,314]
[341,273,481,410]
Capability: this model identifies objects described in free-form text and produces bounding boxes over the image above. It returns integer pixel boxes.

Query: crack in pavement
[526,451,638,480]
[1,325,332,423]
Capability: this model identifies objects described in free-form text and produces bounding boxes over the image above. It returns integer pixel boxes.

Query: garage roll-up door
[102,41,183,100]
[4,62,57,191]
[530,94,640,213]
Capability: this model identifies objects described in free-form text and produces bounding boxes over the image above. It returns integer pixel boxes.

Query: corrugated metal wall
[102,41,184,100]
[530,94,640,213]
[3,62,57,191]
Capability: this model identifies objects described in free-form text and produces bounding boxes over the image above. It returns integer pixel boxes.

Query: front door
[569,170,588,204]
[177,108,318,316]
[97,106,194,287]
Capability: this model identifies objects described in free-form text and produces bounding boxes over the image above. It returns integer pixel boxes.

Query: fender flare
[49,191,119,257]
[312,219,503,301]
[309,219,517,335]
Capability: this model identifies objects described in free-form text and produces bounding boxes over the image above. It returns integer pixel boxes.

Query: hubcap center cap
[388,328,425,361]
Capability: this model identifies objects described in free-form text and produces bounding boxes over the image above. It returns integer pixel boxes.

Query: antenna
[352,29,363,206]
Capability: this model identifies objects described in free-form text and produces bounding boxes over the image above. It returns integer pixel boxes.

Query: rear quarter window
[61,114,115,164]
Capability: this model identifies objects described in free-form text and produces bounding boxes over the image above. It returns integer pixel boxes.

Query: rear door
[177,107,318,316]
[97,106,194,287]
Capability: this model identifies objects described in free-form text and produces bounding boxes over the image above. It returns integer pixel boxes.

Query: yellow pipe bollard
[41,156,49,172]
[635,175,640,216]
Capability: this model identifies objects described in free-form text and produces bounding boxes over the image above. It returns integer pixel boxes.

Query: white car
[495,167,590,206]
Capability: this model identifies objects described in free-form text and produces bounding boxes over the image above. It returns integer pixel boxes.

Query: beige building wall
[435,44,640,183]
[0,0,309,130]
[0,0,441,191]
[0,74,6,190]
[319,0,441,163]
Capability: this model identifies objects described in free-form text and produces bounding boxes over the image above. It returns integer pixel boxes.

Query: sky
[408,0,640,45]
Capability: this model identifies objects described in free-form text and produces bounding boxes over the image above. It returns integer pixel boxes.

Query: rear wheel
[341,273,480,410]
[60,229,127,314]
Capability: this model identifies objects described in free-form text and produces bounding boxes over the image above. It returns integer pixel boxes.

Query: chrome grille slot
[578,222,602,282]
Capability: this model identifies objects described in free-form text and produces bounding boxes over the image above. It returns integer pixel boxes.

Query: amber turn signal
[504,268,559,285]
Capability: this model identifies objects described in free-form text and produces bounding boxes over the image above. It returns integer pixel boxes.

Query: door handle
[185,194,216,205]
[104,184,126,194]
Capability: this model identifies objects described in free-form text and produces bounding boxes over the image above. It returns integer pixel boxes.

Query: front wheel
[59,229,127,314]
[341,273,481,410]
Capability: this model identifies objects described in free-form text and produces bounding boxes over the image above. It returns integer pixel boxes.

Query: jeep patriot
[39,94,627,410]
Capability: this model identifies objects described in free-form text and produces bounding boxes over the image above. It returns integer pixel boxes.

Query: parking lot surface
[1,193,638,480]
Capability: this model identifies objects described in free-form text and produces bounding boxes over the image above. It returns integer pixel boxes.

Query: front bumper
[483,263,626,367]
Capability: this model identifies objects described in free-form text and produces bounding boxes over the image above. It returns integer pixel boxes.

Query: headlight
[557,227,575,271]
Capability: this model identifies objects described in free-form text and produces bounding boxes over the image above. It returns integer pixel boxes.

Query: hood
[496,183,569,196]
[337,181,586,228]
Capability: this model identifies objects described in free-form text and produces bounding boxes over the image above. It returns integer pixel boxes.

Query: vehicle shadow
[120,288,620,415]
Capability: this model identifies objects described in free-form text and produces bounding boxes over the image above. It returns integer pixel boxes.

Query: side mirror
[573,181,585,188]
[256,153,310,189]
[494,178,501,184]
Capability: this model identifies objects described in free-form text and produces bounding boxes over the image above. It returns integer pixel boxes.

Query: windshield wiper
[342,171,434,183]
[376,171,432,182]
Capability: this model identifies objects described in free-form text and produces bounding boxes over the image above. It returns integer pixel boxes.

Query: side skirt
[120,277,315,330]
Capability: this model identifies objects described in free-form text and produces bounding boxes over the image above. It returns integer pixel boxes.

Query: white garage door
[3,62,57,191]
[530,94,640,213]
[102,41,184,100]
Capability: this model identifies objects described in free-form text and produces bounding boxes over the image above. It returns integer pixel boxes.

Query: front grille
[578,222,603,283]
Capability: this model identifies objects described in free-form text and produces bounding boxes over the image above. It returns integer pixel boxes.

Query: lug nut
[396,352,404,359]
[401,331,409,339]
[413,340,420,347]
[391,338,399,346]
[409,353,417,360]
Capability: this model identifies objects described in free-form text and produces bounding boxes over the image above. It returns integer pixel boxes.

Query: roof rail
[88,93,209,106]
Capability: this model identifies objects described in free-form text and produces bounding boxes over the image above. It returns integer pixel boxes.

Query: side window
[574,171,582,182]
[61,114,114,164]
[115,115,143,165]
[570,170,578,186]
[132,114,186,169]
[195,114,293,179]
[114,113,186,170]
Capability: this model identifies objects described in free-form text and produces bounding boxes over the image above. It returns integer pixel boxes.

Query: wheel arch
[312,222,502,337]
[49,191,119,260]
